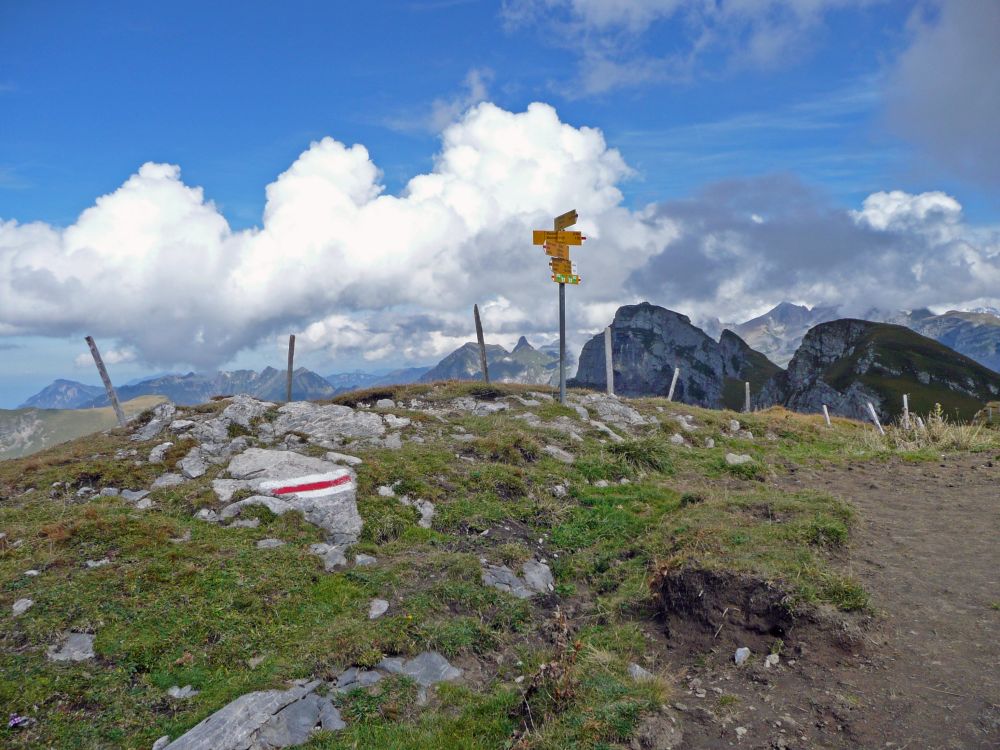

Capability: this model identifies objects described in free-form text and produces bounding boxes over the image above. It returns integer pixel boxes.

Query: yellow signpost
[532,230,584,246]
[533,209,586,403]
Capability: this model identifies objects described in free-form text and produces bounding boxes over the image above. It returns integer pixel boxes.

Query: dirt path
[789,453,1000,749]
[655,453,999,750]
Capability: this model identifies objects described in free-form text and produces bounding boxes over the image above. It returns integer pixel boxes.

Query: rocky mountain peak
[512,336,532,353]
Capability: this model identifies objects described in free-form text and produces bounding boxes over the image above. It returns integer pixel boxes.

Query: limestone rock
[12,598,33,616]
[168,685,200,699]
[482,560,553,599]
[377,651,462,687]
[543,445,575,464]
[725,453,753,466]
[131,403,177,442]
[179,448,208,479]
[272,402,385,443]
[47,632,95,662]
[309,543,348,571]
[149,442,174,463]
[220,450,362,544]
[325,451,362,466]
[160,680,342,750]
[334,667,383,692]
[152,473,184,489]
[256,538,285,550]
[628,663,655,682]
[368,599,389,620]
[354,554,377,566]
[221,395,274,428]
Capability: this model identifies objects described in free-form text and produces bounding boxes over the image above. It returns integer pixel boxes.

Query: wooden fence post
[666,367,680,402]
[867,402,885,435]
[822,404,832,427]
[286,334,296,403]
[85,336,126,427]
[604,326,614,396]
[473,304,490,384]
[902,394,910,429]
[743,382,751,413]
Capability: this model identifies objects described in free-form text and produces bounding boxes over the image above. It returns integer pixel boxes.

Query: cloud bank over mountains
[1,101,997,370]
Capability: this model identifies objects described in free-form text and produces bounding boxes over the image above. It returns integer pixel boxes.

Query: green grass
[0,383,905,747]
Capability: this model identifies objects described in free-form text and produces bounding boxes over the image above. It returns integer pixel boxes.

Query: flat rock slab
[482,560,553,599]
[579,394,646,427]
[131,403,177,442]
[162,680,343,750]
[47,632,95,662]
[377,652,462,687]
[335,667,383,692]
[273,402,385,443]
[725,453,753,466]
[218,450,362,544]
[543,445,575,464]
[221,395,274,428]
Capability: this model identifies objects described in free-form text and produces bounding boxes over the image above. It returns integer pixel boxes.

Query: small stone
[85,558,111,568]
[194,508,219,523]
[628,663,655,682]
[256,538,285,549]
[594,479,610,488]
[735,726,748,739]
[168,684,200,699]
[384,414,410,429]
[619,477,630,484]
[335,667,383,692]
[310,543,348,571]
[551,484,568,498]
[121,489,150,503]
[152,473,184,489]
[670,433,685,445]
[12,598,34,616]
[152,736,171,750]
[520,560,554,594]
[24,569,40,577]
[725,453,753,466]
[383,432,404,450]
[734,647,751,665]
[704,437,715,449]
[326,451,363,466]
[375,398,396,409]
[368,598,389,620]
[543,444,575,464]
[377,485,395,497]
[169,419,195,432]
[170,530,192,543]
[728,419,741,433]
[354,554,377,567]
[378,651,462,687]
[148,442,174,463]
[100,487,120,497]
[764,653,780,669]
[76,486,94,498]
[136,498,154,510]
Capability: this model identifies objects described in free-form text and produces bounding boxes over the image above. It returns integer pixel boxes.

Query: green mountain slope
[0,396,167,460]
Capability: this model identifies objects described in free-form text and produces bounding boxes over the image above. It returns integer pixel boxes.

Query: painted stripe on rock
[259,471,354,497]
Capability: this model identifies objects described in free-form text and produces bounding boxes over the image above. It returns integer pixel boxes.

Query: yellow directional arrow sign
[544,242,570,259]
[532,230,584,246]
[549,258,573,275]
[554,209,578,231]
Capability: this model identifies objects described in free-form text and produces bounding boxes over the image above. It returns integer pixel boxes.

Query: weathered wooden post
[743,382,751,413]
[866,401,885,435]
[902,394,911,429]
[473,304,490,384]
[286,334,296,403]
[822,404,832,427]
[666,367,680,402]
[85,336,126,427]
[604,326,614,396]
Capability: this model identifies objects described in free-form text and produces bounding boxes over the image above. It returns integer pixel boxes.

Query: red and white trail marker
[259,471,354,499]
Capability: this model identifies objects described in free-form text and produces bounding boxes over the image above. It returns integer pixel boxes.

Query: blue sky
[1,0,998,407]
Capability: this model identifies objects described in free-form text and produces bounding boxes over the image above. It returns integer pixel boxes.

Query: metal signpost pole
[559,282,566,404]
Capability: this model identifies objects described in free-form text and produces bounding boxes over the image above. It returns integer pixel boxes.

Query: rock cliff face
[760,319,1000,420]
[570,303,778,408]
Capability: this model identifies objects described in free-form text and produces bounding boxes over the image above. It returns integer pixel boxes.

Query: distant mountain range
[420,336,566,385]
[721,302,1000,374]
[19,379,106,410]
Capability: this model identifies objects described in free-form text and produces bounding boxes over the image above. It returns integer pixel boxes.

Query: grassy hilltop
[0,382,997,748]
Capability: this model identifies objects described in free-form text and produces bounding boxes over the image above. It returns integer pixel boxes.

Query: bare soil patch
[649,452,999,749]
